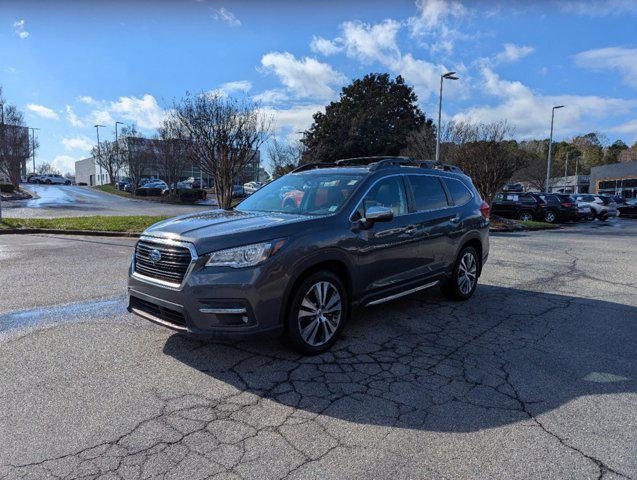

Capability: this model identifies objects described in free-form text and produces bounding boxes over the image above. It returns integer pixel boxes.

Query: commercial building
[74,136,262,187]
[548,175,590,194]
[590,160,637,198]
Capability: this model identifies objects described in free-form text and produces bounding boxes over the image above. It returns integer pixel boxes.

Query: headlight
[205,240,285,268]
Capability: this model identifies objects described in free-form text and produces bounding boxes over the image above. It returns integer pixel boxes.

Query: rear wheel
[518,211,534,222]
[442,246,479,301]
[588,210,596,221]
[544,210,557,223]
[285,271,348,355]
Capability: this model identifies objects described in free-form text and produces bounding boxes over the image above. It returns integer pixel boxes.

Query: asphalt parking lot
[3,184,212,218]
[0,219,635,479]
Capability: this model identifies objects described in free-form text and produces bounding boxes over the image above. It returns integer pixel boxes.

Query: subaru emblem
[149,249,162,263]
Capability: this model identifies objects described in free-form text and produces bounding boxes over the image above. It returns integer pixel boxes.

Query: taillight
[561,202,573,207]
[538,202,547,208]
[480,201,490,219]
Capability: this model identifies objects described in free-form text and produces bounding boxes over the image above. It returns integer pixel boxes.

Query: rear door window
[407,175,449,211]
[443,178,473,206]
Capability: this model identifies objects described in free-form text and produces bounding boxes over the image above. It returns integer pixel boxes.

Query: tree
[36,162,61,176]
[572,132,605,173]
[267,138,304,178]
[401,121,436,159]
[603,139,628,164]
[442,121,529,203]
[153,116,194,195]
[90,139,125,186]
[302,73,428,162]
[120,125,148,191]
[0,87,34,188]
[173,93,271,209]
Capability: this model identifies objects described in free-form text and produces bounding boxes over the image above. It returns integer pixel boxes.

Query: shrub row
[0,184,15,193]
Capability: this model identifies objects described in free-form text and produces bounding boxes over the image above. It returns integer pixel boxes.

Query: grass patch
[518,220,560,230]
[94,184,132,198]
[0,215,170,233]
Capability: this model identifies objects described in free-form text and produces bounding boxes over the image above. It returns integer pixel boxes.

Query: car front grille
[129,296,187,330]
[134,239,192,286]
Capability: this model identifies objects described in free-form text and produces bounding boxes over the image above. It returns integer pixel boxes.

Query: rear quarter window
[443,178,473,205]
[407,175,449,211]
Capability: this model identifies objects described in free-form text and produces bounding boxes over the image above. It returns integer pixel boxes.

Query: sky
[1,0,636,174]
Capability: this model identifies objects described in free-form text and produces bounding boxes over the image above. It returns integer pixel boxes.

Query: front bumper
[127,242,287,338]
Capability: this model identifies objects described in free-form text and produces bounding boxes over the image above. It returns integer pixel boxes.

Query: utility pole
[545,105,565,192]
[115,121,124,183]
[435,71,459,163]
[29,127,40,173]
[563,152,569,192]
[94,124,105,185]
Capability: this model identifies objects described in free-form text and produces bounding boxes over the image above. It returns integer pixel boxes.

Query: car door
[350,175,422,300]
[404,174,458,275]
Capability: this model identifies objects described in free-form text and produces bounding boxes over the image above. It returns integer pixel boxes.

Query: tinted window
[408,175,449,211]
[520,194,537,205]
[444,178,473,205]
[357,176,408,218]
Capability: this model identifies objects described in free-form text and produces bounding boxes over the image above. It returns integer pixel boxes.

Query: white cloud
[560,0,637,16]
[52,155,78,175]
[338,20,452,101]
[62,136,94,152]
[65,105,85,127]
[4,66,17,74]
[26,104,60,120]
[208,80,252,97]
[407,0,469,53]
[77,96,97,105]
[260,52,346,100]
[310,36,343,56]
[495,43,535,63]
[573,47,637,89]
[611,119,637,137]
[91,94,165,130]
[252,89,288,105]
[260,104,324,136]
[453,66,637,138]
[12,19,29,39]
[212,7,241,27]
[341,20,401,64]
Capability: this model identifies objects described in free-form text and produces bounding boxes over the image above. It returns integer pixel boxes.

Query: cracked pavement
[0,220,635,479]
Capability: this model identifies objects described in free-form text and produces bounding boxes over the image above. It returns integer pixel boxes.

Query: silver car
[575,194,619,220]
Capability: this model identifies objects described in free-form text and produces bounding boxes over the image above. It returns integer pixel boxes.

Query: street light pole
[435,72,459,163]
[29,127,40,173]
[563,152,569,192]
[545,105,565,192]
[115,121,124,182]
[94,124,105,185]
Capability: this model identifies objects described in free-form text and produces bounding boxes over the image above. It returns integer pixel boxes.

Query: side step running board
[365,281,439,306]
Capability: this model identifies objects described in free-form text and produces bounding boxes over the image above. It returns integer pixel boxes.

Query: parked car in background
[502,182,524,193]
[537,193,579,223]
[176,177,202,189]
[127,157,490,354]
[116,178,132,190]
[618,198,637,218]
[40,174,71,185]
[491,192,547,221]
[232,185,246,198]
[135,181,168,196]
[25,174,42,184]
[243,181,262,195]
[574,194,619,220]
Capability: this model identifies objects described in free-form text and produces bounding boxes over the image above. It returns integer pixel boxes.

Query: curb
[0,228,140,238]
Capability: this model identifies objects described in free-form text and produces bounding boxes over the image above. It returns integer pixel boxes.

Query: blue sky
[1,0,637,173]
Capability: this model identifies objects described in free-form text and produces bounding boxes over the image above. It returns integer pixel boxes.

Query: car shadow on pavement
[163,284,637,433]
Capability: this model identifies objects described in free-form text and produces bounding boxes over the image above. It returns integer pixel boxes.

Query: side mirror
[365,206,394,223]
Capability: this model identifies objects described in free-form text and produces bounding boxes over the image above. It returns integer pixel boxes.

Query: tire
[544,210,557,223]
[285,271,348,355]
[441,246,479,301]
[45,180,52,185]
[588,210,596,221]
[518,211,534,222]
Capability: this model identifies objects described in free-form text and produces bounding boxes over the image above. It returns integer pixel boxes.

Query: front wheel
[519,211,534,222]
[441,246,479,301]
[285,271,348,355]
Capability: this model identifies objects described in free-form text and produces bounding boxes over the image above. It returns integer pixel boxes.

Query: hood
[143,209,317,253]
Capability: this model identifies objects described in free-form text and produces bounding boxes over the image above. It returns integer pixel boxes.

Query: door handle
[404,225,418,235]
[450,215,461,224]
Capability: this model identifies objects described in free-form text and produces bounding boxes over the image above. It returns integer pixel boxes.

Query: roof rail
[335,156,412,166]
[369,158,463,173]
[290,162,337,173]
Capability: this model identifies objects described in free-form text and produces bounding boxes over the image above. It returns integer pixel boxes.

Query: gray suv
[128,157,490,354]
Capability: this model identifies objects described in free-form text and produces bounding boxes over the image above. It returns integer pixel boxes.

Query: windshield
[236,171,364,215]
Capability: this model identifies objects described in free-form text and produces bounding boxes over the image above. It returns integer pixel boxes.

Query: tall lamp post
[29,127,40,173]
[115,121,124,182]
[94,124,105,185]
[545,105,565,192]
[435,71,459,163]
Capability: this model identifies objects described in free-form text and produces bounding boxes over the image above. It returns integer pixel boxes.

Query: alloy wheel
[297,281,342,347]
[545,211,556,223]
[457,252,477,295]
[520,212,533,221]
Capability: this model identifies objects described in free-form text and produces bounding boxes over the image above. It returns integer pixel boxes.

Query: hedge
[0,184,15,193]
